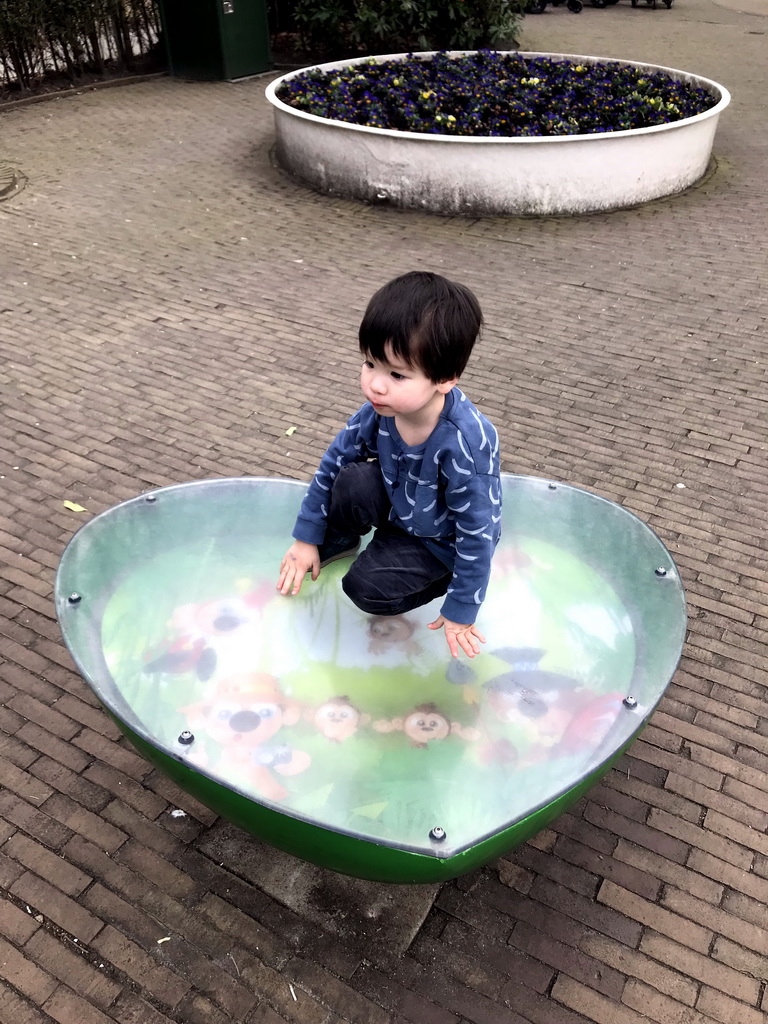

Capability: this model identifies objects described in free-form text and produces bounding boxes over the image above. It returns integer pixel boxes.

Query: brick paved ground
[1,0,767,1020]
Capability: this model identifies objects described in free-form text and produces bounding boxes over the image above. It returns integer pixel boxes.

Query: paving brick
[287,957,391,1024]
[0,664,60,707]
[2,831,91,896]
[0,897,41,945]
[579,931,699,1006]
[0,791,72,850]
[703,809,768,858]
[584,804,690,865]
[10,870,103,943]
[554,836,662,901]
[114,838,201,900]
[640,931,759,1006]
[28,756,110,812]
[551,976,649,1024]
[696,988,766,1024]
[510,920,622,999]
[6,693,80,740]
[101,801,184,859]
[660,887,768,957]
[42,985,116,1024]
[39,792,127,853]
[174,991,236,1024]
[0,755,51,806]
[646,808,754,869]
[15,722,92,773]
[52,694,122,738]
[80,762,168,819]
[196,892,292,968]
[142,772,219,826]
[0,935,58,1003]
[621,979,718,1024]
[90,924,190,1008]
[108,990,177,1024]
[239,953,340,1024]
[597,881,712,955]
[511,841,600,898]
[71,728,150,779]
[62,835,153,903]
[0,732,37,771]
[24,929,122,1009]
[0,981,52,1024]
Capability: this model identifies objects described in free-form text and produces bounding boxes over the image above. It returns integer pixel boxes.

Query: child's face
[361,345,455,420]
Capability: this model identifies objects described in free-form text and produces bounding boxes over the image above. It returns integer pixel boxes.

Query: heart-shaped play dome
[55,475,685,883]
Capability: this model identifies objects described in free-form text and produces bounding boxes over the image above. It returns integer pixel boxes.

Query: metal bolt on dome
[623,696,638,709]
[429,826,446,842]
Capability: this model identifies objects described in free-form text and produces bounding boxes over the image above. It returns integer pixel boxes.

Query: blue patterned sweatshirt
[292,387,502,624]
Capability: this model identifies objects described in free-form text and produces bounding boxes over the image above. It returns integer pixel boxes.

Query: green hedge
[293,0,527,59]
[0,0,160,93]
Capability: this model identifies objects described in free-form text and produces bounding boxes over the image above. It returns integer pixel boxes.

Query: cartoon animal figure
[146,584,274,682]
[489,546,534,580]
[143,636,214,680]
[483,648,585,749]
[309,696,370,742]
[557,692,624,755]
[373,703,480,748]
[476,737,518,767]
[445,658,481,704]
[367,615,421,656]
[180,671,310,800]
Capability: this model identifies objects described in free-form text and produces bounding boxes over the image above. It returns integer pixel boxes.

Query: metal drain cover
[0,165,25,201]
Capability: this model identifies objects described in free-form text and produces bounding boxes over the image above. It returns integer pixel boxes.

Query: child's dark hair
[359,271,483,383]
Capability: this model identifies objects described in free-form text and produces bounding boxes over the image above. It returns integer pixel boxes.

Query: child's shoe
[318,532,360,567]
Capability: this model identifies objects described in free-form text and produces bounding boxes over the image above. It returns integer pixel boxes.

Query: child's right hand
[277,541,320,597]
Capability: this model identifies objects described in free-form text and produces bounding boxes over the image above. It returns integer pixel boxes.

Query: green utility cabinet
[159,0,270,81]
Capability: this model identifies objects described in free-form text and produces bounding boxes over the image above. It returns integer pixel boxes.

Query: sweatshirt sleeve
[437,407,502,624]
[439,471,502,624]
[292,404,379,545]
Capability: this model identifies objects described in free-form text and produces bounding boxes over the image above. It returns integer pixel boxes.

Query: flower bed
[265,51,730,215]
[276,50,717,138]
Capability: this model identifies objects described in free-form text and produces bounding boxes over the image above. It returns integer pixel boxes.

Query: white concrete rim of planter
[264,51,731,144]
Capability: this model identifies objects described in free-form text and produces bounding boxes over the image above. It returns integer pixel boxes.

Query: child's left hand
[428,616,486,659]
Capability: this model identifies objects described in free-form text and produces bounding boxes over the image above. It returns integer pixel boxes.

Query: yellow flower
[421,90,434,99]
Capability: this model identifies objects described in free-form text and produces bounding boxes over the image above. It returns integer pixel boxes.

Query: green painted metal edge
[117,712,641,884]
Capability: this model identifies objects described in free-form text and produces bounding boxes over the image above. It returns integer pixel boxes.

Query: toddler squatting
[276,271,502,659]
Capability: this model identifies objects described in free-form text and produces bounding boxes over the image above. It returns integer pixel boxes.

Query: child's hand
[428,616,486,659]
[277,541,320,596]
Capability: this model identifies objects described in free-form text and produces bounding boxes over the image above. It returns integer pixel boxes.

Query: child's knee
[341,567,391,615]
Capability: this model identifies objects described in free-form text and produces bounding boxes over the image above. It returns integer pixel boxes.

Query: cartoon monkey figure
[309,696,370,742]
[367,615,421,656]
[374,703,480,748]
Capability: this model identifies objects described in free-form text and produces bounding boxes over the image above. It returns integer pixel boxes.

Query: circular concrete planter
[265,52,730,216]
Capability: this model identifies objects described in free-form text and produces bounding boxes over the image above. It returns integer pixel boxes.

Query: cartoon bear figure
[180,671,310,801]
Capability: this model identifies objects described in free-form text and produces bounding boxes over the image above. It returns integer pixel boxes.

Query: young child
[276,271,502,659]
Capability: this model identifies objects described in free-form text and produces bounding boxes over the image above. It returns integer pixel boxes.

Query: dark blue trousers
[327,461,452,616]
